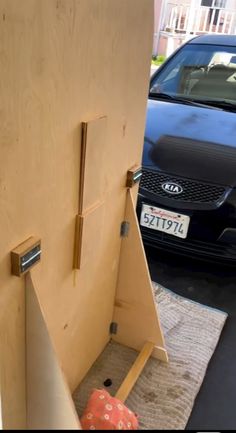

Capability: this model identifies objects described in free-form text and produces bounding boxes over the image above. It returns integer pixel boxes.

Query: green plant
[151,54,166,66]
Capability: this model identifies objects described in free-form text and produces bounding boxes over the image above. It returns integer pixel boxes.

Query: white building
[154,0,236,57]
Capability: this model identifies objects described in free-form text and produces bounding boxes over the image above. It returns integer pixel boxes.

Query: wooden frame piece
[79,116,107,215]
[73,215,82,270]
[74,116,107,270]
[115,341,154,402]
[73,203,105,269]
[26,273,81,430]
[113,189,168,363]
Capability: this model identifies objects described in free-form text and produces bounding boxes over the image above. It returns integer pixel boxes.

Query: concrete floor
[146,247,236,430]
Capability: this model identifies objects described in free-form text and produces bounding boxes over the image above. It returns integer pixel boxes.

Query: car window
[150,43,236,104]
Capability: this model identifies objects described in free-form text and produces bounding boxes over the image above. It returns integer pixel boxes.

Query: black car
[137,34,236,264]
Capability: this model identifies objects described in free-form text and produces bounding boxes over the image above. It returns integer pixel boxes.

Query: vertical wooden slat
[78,116,107,215]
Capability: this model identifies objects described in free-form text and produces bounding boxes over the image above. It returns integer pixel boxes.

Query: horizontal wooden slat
[115,341,154,403]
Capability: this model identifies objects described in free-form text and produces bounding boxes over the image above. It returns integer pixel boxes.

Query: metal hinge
[110,322,118,335]
[120,221,130,237]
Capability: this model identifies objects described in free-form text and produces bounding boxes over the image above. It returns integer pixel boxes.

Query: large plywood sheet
[0,0,154,395]
[26,273,81,430]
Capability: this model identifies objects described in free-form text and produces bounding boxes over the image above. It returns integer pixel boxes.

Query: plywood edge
[153,345,169,363]
[26,272,81,430]
[113,189,167,358]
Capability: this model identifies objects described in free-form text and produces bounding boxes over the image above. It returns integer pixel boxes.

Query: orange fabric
[80,389,139,430]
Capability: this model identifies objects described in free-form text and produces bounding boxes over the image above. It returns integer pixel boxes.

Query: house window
[201,0,226,6]
[201,0,227,25]
[215,0,226,6]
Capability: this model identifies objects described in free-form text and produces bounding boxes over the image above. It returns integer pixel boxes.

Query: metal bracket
[126,165,142,188]
[120,221,130,237]
[11,236,41,277]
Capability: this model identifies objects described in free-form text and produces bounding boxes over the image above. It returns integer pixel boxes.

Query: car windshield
[150,43,236,107]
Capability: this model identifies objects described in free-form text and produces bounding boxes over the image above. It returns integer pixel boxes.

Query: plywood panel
[113,190,168,362]
[26,273,81,430]
[0,281,26,430]
[0,0,154,395]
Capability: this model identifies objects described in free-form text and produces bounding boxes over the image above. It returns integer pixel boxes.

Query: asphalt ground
[146,246,236,430]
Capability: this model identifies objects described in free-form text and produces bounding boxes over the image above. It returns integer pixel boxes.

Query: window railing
[163,3,236,35]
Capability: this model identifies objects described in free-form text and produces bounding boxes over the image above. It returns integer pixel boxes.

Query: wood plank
[73,215,82,270]
[115,342,154,402]
[73,202,105,269]
[79,117,107,214]
[26,273,81,430]
[113,189,168,363]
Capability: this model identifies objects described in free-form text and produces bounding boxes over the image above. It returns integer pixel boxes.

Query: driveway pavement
[146,247,236,430]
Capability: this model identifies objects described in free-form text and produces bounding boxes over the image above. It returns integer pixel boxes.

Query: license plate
[140,204,190,239]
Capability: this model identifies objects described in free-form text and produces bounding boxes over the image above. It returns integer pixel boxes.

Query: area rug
[73,283,227,430]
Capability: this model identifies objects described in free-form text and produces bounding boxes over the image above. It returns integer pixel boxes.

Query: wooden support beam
[113,190,168,363]
[115,341,154,403]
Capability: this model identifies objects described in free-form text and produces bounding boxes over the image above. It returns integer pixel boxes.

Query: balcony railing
[163,3,236,35]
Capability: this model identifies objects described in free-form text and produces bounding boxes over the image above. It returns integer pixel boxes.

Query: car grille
[141,226,236,263]
[140,169,227,205]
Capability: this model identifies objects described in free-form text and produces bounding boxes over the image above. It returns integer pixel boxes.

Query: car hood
[143,99,236,187]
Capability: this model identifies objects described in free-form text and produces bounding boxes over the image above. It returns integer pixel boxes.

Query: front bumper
[137,190,236,264]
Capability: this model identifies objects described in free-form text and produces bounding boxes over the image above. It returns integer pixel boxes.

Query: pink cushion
[80,389,139,430]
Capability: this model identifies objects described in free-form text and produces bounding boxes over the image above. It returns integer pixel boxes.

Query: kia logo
[162,182,183,195]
